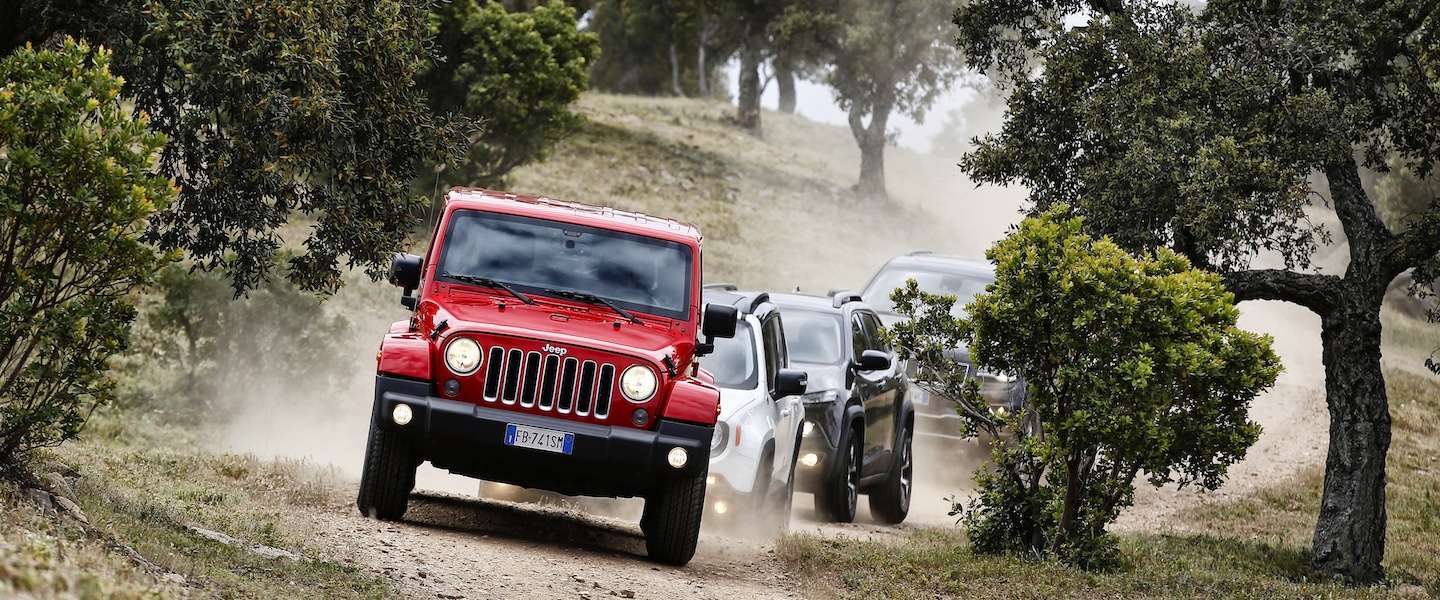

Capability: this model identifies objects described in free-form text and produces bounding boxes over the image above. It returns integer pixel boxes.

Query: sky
[725,61,984,154]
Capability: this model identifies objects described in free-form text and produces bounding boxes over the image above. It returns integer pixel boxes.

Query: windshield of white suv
[863,268,993,317]
[438,210,693,320]
[704,323,757,389]
[781,310,844,365]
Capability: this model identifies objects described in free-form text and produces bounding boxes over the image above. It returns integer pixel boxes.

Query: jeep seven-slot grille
[480,345,615,419]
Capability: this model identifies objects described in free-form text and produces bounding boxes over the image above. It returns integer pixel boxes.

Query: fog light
[631,408,649,426]
[392,404,413,426]
[802,421,815,437]
[706,475,716,486]
[714,501,728,515]
[800,453,819,467]
[666,447,688,469]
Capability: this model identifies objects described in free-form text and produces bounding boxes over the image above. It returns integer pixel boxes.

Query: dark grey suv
[860,252,1035,442]
[772,292,914,524]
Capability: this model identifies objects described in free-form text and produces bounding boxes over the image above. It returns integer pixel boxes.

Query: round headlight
[444,338,482,375]
[620,365,657,402]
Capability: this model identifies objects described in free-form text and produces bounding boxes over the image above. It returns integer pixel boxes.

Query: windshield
[863,267,993,317]
[704,323,757,389]
[438,210,693,320]
[781,310,844,365]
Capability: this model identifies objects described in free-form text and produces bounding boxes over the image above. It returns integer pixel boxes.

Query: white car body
[703,307,804,518]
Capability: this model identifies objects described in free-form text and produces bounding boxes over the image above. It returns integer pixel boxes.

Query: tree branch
[1324,158,1394,271]
[1386,208,1440,276]
[1223,269,1340,313]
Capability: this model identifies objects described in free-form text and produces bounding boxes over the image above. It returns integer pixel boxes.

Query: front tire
[357,419,417,520]
[643,471,707,566]
[869,422,912,524]
[814,425,860,523]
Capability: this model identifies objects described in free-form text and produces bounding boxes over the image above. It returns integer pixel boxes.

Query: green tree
[814,0,963,198]
[955,0,1440,582]
[423,0,599,188]
[889,206,1281,568]
[5,0,470,295]
[0,40,174,468]
[122,261,352,420]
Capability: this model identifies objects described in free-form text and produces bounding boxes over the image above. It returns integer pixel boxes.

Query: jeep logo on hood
[542,344,568,357]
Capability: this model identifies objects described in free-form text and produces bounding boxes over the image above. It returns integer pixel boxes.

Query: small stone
[53,495,88,524]
[418,570,428,579]
[23,487,54,511]
[619,591,636,598]
[42,472,74,498]
[572,575,585,583]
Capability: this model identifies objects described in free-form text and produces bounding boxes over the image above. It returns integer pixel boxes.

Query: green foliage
[118,262,351,421]
[889,206,1281,568]
[0,40,174,469]
[423,0,599,187]
[13,0,471,295]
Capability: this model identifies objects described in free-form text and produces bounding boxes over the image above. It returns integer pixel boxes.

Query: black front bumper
[373,375,712,498]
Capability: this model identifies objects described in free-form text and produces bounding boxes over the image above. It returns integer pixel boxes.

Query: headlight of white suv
[444,338,482,375]
[621,365,657,402]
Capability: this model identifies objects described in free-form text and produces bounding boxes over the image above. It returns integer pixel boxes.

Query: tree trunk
[696,24,709,98]
[776,59,796,114]
[850,103,891,199]
[668,39,683,97]
[736,19,763,132]
[1311,285,1390,584]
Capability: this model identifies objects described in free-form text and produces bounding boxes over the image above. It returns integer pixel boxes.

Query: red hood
[418,286,697,367]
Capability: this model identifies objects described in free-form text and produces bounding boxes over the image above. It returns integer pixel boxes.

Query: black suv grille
[480,345,615,419]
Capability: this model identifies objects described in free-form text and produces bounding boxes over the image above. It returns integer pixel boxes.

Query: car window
[781,310,844,365]
[705,323,758,389]
[862,267,993,317]
[761,315,784,393]
[851,313,869,356]
[861,312,887,352]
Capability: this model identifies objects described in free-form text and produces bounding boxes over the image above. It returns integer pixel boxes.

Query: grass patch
[779,366,1440,598]
[6,412,398,599]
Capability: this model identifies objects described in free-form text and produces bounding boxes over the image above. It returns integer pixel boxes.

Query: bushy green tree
[890,206,1281,568]
[955,0,1440,581]
[6,0,471,295]
[423,0,599,188]
[0,40,174,469]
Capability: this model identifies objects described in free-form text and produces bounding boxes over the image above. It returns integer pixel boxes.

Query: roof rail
[748,293,771,313]
[704,283,738,291]
[832,291,864,308]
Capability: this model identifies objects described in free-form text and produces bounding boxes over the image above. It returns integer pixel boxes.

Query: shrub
[423,0,599,187]
[889,205,1282,568]
[0,40,174,470]
[117,261,353,420]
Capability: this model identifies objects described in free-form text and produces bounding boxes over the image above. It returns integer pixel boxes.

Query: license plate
[504,423,574,455]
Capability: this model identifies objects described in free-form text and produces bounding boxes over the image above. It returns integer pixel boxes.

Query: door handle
[780,408,792,417]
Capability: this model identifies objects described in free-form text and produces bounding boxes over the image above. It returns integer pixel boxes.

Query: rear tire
[813,424,860,523]
[643,471,707,566]
[868,422,912,524]
[356,419,417,520]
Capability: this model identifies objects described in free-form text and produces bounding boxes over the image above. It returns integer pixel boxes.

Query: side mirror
[773,368,808,399]
[695,303,738,356]
[853,349,892,372]
[390,253,423,310]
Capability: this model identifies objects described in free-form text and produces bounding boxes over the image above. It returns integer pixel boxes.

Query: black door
[851,310,895,477]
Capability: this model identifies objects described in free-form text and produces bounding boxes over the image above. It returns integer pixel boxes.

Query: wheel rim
[899,431,913,508]
[846,438,859,513]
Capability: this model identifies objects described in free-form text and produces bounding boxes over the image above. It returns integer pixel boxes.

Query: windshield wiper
[442,272,535,305]
[544,289,642,325]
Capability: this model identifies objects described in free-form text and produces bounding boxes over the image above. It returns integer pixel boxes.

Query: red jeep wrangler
[358,188,737,565]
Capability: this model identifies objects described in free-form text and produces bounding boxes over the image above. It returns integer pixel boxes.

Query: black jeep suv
[770,292,913,524]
